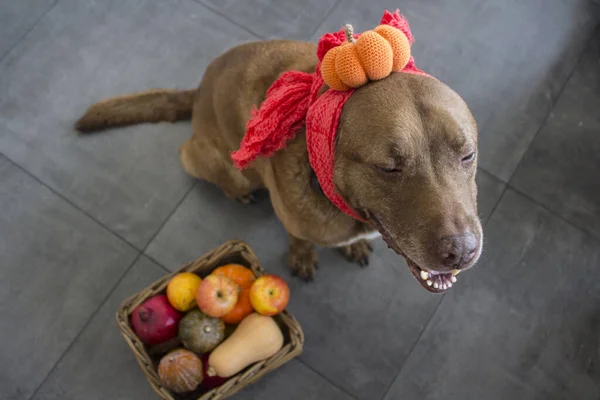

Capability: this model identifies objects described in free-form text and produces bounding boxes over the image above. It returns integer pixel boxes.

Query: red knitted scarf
[231,10,431,221]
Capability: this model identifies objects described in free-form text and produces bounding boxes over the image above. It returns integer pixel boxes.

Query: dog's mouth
[405,258,459,294]
[367,212,460,294]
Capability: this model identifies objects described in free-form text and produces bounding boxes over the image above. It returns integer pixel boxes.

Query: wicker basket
[116,240,304,400]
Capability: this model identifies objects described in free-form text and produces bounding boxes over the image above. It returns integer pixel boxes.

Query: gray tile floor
[1,1,599,399]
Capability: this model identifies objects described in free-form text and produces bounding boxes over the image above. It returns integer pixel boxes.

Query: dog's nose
[435,231,478,269]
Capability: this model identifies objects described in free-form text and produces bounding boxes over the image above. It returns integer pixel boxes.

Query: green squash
[179,309,225,354]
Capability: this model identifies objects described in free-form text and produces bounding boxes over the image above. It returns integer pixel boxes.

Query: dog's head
[334,73,482,293]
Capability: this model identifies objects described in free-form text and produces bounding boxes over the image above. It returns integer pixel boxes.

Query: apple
[130,294,182,345]
[249,275,290,316]
[196,275,239,317]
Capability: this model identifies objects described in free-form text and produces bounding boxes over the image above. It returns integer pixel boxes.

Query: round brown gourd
[158,349,203,393]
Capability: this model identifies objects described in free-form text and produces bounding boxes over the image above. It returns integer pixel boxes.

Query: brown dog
[76,40,482,293]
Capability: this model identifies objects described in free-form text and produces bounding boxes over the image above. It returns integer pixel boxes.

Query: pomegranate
[201,353,228,389]
[130,295,182,345]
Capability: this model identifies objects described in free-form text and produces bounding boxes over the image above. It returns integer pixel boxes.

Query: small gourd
[158,348,203,393]
[179,309,225,354]
[207,313,284,378]
[321,23,411,91]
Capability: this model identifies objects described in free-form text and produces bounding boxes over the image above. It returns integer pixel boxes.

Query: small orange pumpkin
[374,24,411,71]
[158,349,204,393]
[321,23,411,90]
[212,264,255,289]
[321,47,350,91]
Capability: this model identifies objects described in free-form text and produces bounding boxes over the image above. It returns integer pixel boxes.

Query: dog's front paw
[288,245,318,282]
[340,240,373,267]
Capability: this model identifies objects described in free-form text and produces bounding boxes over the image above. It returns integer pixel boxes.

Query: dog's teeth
[451,276,457,283]
[426,280,433,286]
[433,282,439,289]
[420,270,429,280]
[453,269,461,276]
[447,282,452,288]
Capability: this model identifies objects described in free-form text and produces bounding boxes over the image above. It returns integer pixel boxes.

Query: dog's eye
[377,166,402,174]
[461,152,476,163]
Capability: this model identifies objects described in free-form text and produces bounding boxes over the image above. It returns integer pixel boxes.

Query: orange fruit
[221,287,253,324]
[166,272,202,312]
[212,264,255,289]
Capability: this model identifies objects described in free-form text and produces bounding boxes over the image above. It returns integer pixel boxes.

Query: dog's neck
[309,166,324,195]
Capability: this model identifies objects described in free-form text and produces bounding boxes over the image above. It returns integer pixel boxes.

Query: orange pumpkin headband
[232,10,432,221]
[321,23,411,91]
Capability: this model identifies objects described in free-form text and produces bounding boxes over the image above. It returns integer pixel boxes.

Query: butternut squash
[207,313,284,378]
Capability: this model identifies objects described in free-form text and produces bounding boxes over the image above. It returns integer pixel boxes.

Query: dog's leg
[180,137,257,203]
[339,239,373,267]
[288,235,318,281]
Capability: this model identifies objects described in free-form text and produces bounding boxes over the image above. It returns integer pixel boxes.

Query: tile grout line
[24,181,197,400]
[1,152,142,252]
[498,25,600,242]
[378,189,506,400]
[378,177,600,399]
[140,181,198,260]
[477,165,507,185]
[380,114,599,399]
[379,300,445,400]
[296,359,360,400]
[483,183,510,227]
[0,0,60,64]
[504,27,597,188]
[191,0,265,39]
[144,253,175,274]
[380,58,600,395]
[475,27,599,224]
[7,5,597,399]
[506,184,600,242]
[2,123,199,256]
[26,251,143,400]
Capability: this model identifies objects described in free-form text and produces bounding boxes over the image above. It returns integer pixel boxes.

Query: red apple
[249,275,290,316]
[196,275,239,317]
[201,353,228,389]
[130,294,182,346]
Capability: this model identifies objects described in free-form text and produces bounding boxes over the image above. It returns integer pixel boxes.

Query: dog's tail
[75,89,195,133]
